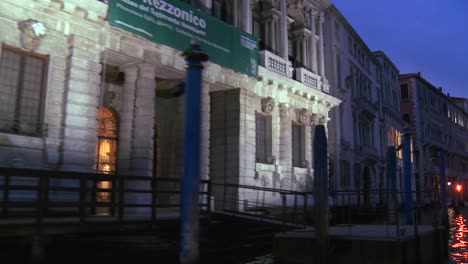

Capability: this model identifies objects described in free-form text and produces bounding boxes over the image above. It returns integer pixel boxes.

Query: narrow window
[336,54,342,88]
[0,44,48,136]
[400,83,409,100]
[256,113,272,163]
[292,122,305,167]
[95,106,119,215]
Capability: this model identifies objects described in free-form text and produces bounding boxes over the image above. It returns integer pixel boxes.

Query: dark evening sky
[331,0,468,99]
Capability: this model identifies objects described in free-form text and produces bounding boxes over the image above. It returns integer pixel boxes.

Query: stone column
[132,62,156,177]
[310,11,318,74]
[117,66,138,175]
[318,13,326,80]
[304,121,312,165]
[242,0,252,33]
[125,62,155,216]
[310,114,319,170]
[44,55,67,169]
[295,34,302,64]
[330,15,338,88]
[280,0,288,59]
[279,103,292,189]
[270,17,277,52]
[334,107,342,190]
[239,89,257,210]
[233,0,239,28]
[61,35,101,172]
[264,17,272,50]
[55,35,100,202]
[301,34,308,66]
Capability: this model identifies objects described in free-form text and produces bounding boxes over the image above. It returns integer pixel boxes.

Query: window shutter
[0,49,20,132]
[292,123,300,167]
[0,45,47,136]
[256,113,267,163]
[19,56,45,134]
[265,115,272,163]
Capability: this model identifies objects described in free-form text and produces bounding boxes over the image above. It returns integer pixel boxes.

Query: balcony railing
[259,50,293,78]
[295,67,320,91]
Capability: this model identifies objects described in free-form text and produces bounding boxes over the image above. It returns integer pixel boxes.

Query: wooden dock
[273,224,448,264]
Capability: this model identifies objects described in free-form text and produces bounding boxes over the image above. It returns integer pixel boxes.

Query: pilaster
[239,89,257,185]
[279,103,292,189]
[318,13,327,83]
[61,34,101,172]
[242,0,252,33]
[310,11,318,74]
[279,0,288,59]
[117,66,138,175]
[132,62,156,176]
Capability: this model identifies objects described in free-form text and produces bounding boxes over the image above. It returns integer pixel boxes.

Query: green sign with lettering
[109,0,259,77]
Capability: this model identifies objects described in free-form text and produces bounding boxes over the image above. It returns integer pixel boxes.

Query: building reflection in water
[449,208,468,263]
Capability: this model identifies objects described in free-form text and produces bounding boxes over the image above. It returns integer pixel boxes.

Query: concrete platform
[273,225,448,264]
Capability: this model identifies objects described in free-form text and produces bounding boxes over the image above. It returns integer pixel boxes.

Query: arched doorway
[363,167,371,208]
[95,106,119,215]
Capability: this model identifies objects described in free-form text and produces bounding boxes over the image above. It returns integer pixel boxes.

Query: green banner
[108,0,259,77]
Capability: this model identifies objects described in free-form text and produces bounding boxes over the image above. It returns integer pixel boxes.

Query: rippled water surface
[448,207,468,264]
[243,207,468,264]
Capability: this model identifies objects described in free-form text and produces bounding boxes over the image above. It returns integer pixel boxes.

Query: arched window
[95,106,119,214]
[96,106,119,174]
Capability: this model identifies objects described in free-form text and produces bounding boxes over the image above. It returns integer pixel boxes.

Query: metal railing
[209,182,443,237]
[210,182,314,229]
[0,166,446,242]
[0,167,210,228]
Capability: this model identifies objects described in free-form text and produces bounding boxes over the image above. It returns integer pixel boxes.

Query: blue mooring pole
[313,125,328,264]
[439,151,448,228]
[386,146,397,223]
[402,128,413,224]
[179,40,208,264]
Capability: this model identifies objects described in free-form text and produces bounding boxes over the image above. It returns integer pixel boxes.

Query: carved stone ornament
[260,175,270,187]
[261,97,275,114]
[297,108,309,124]
[18,19,46,51]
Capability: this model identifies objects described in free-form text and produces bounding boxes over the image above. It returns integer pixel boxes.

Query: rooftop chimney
[417,72,421,76]
[439,87,442,91]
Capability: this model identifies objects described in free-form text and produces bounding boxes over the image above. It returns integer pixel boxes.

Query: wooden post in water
[313,125,328,264]
[438,151,449,258]
[402,128,413,224]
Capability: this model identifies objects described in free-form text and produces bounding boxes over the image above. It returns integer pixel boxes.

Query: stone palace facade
[0,0,340,210]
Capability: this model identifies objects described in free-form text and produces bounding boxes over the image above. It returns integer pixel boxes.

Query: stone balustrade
[295,67,320,91]
[259,50,293,78]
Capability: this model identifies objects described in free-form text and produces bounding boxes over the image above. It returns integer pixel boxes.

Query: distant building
[324,5,393,207]
[450,96,468,113]
[373,50,404,195]
[399,73,468,201]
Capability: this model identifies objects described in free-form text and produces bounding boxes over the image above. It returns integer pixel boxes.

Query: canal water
[447,207,468,263]
[243,207,468,264]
